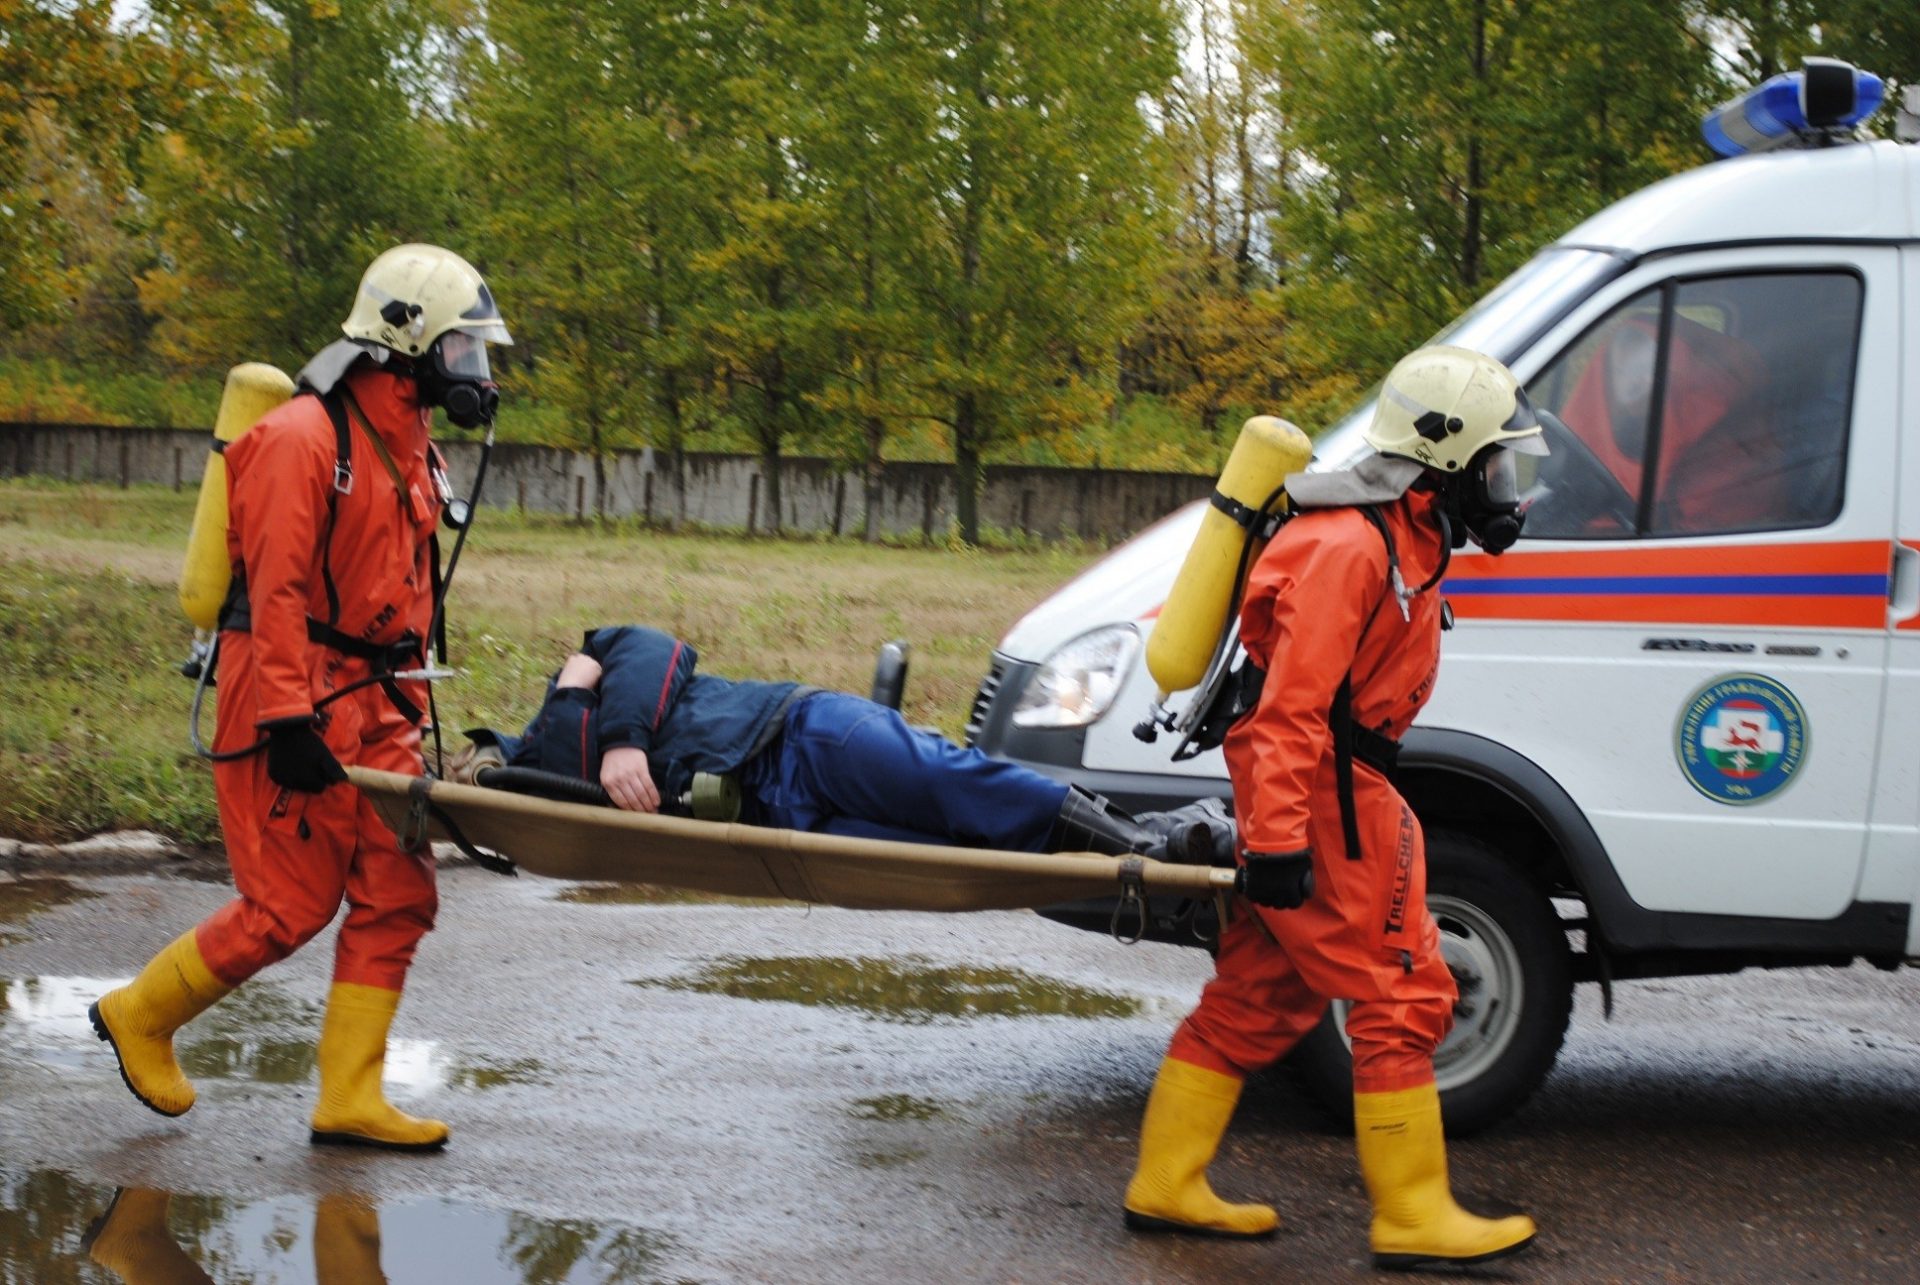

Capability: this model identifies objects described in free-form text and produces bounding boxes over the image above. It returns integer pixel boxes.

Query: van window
[1522,271,1859,539]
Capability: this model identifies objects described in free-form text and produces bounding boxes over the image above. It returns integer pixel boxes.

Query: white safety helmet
[1364,346,1551,554]
[325,244,511,428]
[1365,345,1548,473]
[343,243,510,359]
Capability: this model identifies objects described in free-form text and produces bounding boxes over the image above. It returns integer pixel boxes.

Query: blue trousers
[743,692,1069,851]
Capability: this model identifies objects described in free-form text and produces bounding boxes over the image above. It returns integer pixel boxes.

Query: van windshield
[1311,247,1627,469]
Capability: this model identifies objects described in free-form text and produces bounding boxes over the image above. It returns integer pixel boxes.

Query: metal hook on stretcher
[404,776,517,876]
[1110,856,1148,945]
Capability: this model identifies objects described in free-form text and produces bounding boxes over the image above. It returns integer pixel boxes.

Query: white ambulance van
[967,65,1920,1133]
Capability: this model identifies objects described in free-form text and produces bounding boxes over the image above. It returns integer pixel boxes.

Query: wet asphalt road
[1,866,1916,1284]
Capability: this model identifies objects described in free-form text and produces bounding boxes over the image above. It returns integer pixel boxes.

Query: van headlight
[1011,625,1140,729]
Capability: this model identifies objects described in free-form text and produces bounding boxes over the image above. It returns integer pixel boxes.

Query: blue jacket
[483,625,806,807]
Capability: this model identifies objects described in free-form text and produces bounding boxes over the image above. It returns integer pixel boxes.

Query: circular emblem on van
[1674,674,1808,806]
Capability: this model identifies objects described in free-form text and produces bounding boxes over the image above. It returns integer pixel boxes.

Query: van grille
[965,659,1006,746]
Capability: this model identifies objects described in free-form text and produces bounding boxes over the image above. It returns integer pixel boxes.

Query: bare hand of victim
[600,745,660,813]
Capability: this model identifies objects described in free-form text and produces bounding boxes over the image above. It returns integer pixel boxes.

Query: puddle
[448,1056,547,1090]
[0,977,538,1095]
[636,956,1142,1024]
[0,1168,680,1284]
[0,976,125,1071]
[553,883,778,908]
[177,983,324,1084]
[848,1093,950,1122]
[0,878,100,944]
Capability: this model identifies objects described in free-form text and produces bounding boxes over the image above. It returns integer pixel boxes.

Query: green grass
[0,479,1098,845]
[0,561,224,844]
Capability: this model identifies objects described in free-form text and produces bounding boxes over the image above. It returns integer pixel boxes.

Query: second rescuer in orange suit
[91,245,510,1151]
[1124,347,1550,1271]
[1190,486,1453,1092]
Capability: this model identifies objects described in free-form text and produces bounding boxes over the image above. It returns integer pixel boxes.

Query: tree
[136,0,458,374]
[675,0,843,534]
[1700,1,1920,111]
[878,0,1180,543]
[468,0,649,514]
[1249,0,1718,397]
[1130,0,1294,453]
[0,0,144,331]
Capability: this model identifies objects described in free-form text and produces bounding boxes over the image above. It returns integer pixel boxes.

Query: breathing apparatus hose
[473,764,613,808]
[189,645,435,761]
[423,424,494,778]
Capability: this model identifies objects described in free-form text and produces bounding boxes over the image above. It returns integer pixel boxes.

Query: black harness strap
[305,619,426,725]
[1331,676,1363,862]
[318,391,353,630]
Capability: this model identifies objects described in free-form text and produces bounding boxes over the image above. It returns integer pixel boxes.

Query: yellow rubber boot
[83,1188,216,1285]
[309,983,449,1152]
[314,1193,387,1282]
[1122,1056,1279,1238]
[89,931,232,1117]
[1355,1083,1536,1271]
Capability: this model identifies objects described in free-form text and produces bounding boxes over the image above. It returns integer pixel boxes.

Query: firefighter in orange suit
[90,245,510,1150]
[1124,347,1549,1271]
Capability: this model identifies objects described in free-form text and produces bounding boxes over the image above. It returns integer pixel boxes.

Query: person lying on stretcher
[450,625,1230,863]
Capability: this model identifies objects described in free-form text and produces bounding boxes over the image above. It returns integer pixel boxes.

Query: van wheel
[1284,830,1572,1136]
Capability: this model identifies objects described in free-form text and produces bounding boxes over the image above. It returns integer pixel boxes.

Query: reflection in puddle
[848,1094,950,1122]
[177,982,322,1084]
[0,976,122,1070]
[448,1057,547,1090]
[637,956,1142,1024]
[0,877,100,927]
[0,1169,678,1284]
[0,978,541,1095]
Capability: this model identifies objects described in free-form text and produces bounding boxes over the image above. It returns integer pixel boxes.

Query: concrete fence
[0,422,1214,544]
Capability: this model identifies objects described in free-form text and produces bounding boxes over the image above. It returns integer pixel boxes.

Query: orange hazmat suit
[1168,487,1456,1093]
[195,365,442,993]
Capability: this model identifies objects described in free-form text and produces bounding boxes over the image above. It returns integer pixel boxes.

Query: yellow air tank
[178,363,294,630]
[1146,415,1313,701]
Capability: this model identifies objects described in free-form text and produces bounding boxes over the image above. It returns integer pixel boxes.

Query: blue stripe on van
[1444,574,1886,597]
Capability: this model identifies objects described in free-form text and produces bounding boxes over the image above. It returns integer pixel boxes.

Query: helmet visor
[1502,387,1551,455]
[1476,444,1522,509]
[459,281,512,344]
[432,329,494,382]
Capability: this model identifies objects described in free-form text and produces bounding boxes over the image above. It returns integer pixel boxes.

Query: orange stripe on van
[1443,540,1892,629]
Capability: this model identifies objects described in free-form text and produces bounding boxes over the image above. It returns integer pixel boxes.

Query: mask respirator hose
[422,425,494,778]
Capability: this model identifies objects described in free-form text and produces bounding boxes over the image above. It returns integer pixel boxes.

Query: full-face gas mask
[415,328,501,430]
[1444,441,1533,553]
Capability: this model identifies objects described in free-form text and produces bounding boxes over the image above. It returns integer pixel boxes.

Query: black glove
[1235,848,1315,909]
[264,718,348,794]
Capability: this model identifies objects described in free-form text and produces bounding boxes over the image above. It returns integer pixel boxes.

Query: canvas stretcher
[348,766,1237,913]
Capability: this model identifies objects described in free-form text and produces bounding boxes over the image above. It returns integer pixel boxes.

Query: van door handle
[1891,542,1920,623]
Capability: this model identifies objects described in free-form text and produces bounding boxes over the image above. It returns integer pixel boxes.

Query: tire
[1284,830,1573,1136]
